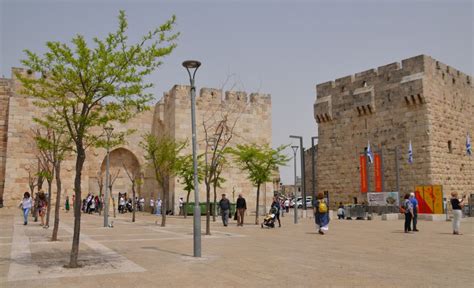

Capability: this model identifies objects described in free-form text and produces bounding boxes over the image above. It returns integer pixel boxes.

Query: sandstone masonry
[0,68,274,214]
[314,55,473,207]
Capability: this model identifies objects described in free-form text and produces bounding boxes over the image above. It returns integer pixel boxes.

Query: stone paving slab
[0,208,473,287]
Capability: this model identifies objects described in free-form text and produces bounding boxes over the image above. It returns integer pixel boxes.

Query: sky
[1,0,473,184]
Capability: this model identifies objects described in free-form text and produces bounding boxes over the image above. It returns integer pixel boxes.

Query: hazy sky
[1,0,472,184]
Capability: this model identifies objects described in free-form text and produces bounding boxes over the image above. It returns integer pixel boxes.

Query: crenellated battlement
[158,84,271,107]
[314,55,472,123]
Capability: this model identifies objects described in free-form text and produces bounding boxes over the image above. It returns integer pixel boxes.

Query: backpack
[318,200,328,213]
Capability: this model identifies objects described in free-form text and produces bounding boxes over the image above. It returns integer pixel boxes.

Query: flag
[366,141,373,164]
[408,141,413,164]
[467,133,472,156]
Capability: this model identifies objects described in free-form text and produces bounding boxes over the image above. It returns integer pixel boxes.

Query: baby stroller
[261,207,277,228]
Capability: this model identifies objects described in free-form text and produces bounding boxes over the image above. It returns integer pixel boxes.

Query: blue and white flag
[366,141,373,164]
[408,141,413,164]
[467,133,472,156]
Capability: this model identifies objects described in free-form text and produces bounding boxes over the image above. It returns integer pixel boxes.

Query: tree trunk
[161,182,166,227]
[212,183,217,222]
[45,179,53,227]
[184,190,191,219]
[255,183,261,225]
[69,145,86,268]
[205,185,211,235]
[132,182,136,223]
[51,162,61,241]
[110,187,116,218]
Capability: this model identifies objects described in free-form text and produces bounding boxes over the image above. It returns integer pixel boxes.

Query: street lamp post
[103,126,114,228]
[291,145,299,224]
[290,135,306,209]
[311,136,318,203]
[183,60,202,258]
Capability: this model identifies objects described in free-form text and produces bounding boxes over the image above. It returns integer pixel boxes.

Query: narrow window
[362,81,367,87]
[448,141,452,153]
[452,78,456,85]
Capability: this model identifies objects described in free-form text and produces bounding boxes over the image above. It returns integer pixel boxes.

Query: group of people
[82,193,103,214]
[20,190,48,227]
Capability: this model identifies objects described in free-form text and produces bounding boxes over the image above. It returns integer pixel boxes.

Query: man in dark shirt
[271,197,281,227]
[219,194,231,226]
[236,194,247,226]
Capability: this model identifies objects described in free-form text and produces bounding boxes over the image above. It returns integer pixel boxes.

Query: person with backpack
[402,193,414,233]
[314,192,329,235]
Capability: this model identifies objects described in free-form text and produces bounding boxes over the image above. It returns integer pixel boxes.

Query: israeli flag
[408,141,413,164]
[467,133,472,156]
[366,141,373,164]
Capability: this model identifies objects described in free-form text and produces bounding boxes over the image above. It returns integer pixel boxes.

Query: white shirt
[150,199,154,206]
[22,197,32,209]
[156,200,162,207]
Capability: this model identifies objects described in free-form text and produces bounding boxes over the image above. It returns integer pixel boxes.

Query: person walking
[219,194,231,227]
[450,192,466,235]
[155,198,162,216]
[37,191,48,228]
[271,197,281,227]
[178,197,184,216]
[314,193,329,235]
[20,192,33,225]
[149,198,155,214]
[402,193,414,233]
[65,196,70,213]
[236,194,247,226]
[409,193,419,231]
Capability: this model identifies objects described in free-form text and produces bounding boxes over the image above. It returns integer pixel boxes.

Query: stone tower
[314,55,473,207]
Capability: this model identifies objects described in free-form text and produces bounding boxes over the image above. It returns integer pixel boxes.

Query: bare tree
[202,99,244,235]
[122,163,142,222]
[96,171,104,215]
[108,169,120,218]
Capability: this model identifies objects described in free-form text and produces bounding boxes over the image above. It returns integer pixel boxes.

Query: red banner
[374,153,382,192]
[360,155,368,193]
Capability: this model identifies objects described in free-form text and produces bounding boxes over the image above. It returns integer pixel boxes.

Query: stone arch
[100,147,141,199]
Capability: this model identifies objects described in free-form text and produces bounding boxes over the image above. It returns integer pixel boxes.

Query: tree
[33,126,71,241]
[16,11,178,268]
[141,134,185,226]
[96,171,104,215]
[212,155,227,222]
[202,112,241,235]
[123,163,142,223]
[175,154,204,218]
[229,144,290,224]
[109,169,121,218]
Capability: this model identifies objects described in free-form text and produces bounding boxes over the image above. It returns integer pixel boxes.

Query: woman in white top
[20,192,33,225]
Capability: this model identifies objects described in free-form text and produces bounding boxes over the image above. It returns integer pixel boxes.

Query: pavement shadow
[141,246,190,257]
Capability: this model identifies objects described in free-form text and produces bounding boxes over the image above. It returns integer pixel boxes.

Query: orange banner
[374,153,382,192]
[360,155,368,193]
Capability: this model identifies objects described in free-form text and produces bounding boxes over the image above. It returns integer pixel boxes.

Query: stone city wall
[0,68,275,216]
[314,55,473,208]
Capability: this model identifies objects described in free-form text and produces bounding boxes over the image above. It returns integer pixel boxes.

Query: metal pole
[104,130,111,228]
[300,138,306,210]
[183,60,202,258]
[311,136,318,203]
[290,136,305,209]
[395,146,400,192]
[190,78,201,257]
[291,146,299,224]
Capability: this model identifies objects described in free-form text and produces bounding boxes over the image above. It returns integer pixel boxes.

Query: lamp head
[182,60,201,69]
[291,145,299,153]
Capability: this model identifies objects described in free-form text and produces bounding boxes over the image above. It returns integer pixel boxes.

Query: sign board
[367,192,399,206]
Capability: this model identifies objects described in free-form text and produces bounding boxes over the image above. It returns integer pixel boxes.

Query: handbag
[399,206,406,214]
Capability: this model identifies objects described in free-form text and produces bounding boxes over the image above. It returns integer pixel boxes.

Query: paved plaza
[0,208,472,288]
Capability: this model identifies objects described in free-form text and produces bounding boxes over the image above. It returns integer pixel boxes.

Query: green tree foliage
[16,10,178,268]
[140,134,185,226]
[229,144,289,224]
[175,154,204,218]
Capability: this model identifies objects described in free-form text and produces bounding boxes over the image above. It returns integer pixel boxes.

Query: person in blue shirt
[409,193,419,232]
